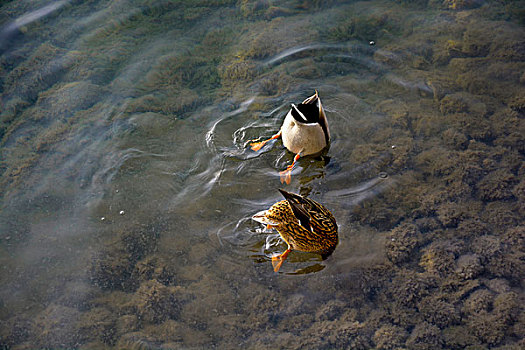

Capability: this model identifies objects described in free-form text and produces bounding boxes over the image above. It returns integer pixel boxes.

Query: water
[1,0,524,348]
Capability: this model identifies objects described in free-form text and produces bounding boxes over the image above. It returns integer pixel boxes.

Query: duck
[252,189,338,272]
[250,91,330,184]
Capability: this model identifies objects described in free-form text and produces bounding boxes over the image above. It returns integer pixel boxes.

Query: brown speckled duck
[252,189,338,272]
[250,91,330,184]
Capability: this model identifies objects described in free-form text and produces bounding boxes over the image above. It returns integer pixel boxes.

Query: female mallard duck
[250,91,330,184]
[252,189,338,272]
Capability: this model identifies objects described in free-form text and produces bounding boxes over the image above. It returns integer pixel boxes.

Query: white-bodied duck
[250,91,330,184]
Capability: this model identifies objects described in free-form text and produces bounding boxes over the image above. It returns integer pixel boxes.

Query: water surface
[1,0,524,348]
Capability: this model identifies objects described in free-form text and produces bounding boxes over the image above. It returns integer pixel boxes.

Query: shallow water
[1,0,524,349]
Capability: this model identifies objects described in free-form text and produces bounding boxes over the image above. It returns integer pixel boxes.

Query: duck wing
[290,104,310,123]
[317,98,330,144]
[299,91,330,144]
[278,189,313,232]
[295,103,320,124]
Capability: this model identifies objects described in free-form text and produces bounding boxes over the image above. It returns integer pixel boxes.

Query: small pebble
[115,189,119,193]
[379,172,388,179]
[119,210,125,215]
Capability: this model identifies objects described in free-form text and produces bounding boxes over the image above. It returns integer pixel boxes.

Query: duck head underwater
[250,91,330,184]
[252,189,338,272]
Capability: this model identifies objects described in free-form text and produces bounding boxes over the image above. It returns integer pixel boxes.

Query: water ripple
[264,42,374,66]
[0,1,68,39]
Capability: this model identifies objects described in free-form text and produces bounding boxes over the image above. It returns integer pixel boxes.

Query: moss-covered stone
[130,280,184,324]
[443,325,481,349]
[373,324,408,349]
[493,292,520,325]
[385,223,421,264]
[90,224,160,291]
[476,169,517,201]
[388,270,434,308]
[463,289,494,316]
[0,316,31,349]
[3,43,69,101]
[90,247,137,291]
[406,322,444,349]
[455,253,483,280]
[481,202,520,232]
[418,296,460,328]
[78,307,117,345]
[132,255,177,286]
[32,304,83,348]
[304,319,372,350]
[419,239,463,276]
[466,311,507,346]
[322,7,401,43]
[440,94,470,114]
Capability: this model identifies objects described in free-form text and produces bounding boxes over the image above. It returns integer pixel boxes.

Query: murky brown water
[1,0,524,349]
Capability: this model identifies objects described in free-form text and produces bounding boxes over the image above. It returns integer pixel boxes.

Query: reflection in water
[1,0,523,348]
[288,263,326,275]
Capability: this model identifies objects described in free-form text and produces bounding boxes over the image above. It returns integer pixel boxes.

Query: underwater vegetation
[0,0,524,349]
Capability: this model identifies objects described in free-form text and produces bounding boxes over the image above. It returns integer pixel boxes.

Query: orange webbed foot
[279,153,300,184]
[271,256,285,272]
[249,132,281,152]
[250,140,267,152]
[279,168,292,185]
[271,248,291,272]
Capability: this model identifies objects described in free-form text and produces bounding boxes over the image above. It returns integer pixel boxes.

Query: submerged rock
[130,280,184,324]
[388,270,434,309]
[133,255,177,286]
[0,316,31,349]
[476,169,517,201]
[463,289,494,316]
[418,296,460,328]
[90,247,137,291]
[405,322,444,349]
[304,319,372,350]
[455,253,483,280]
[466,311,507,346]
[442,0,483,10]
[385,223,421,264]
[419,239,463,276]
[32,304,83,348]
[373,324,408,350]
[90,224,160,291]
[78,307,116,345]
[116,331,158,350]
[115,315,140,337]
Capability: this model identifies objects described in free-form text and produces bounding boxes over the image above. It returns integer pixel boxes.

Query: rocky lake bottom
[0,0,524,349]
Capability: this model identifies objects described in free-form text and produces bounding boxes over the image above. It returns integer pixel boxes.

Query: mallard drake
[252,189,338,272]
[250,91,330,184]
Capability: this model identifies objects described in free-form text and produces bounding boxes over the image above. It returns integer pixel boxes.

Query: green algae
[322,8,401,43]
